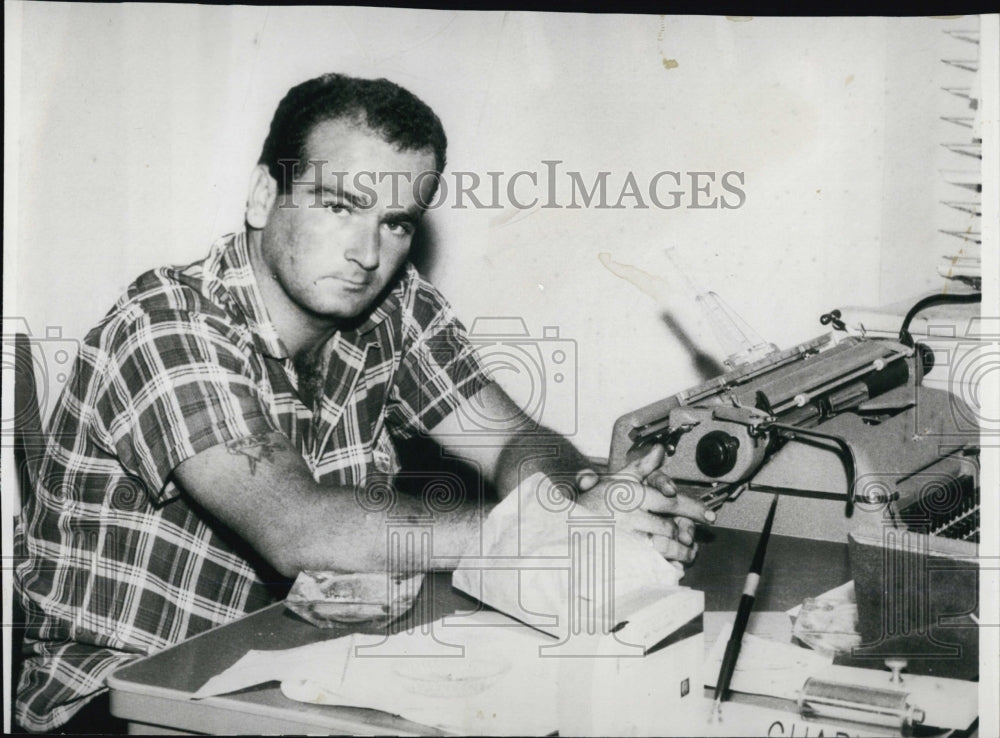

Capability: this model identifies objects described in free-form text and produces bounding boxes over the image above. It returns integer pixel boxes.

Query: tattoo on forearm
[225,434,278,475]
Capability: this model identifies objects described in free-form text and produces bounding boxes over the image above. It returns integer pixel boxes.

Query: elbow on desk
[259,531,388,579]
[268,550,308,580]
[255,549,355,580]
[188,483,390,578]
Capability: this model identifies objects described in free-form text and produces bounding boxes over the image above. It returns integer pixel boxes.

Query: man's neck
[246,229,338,357]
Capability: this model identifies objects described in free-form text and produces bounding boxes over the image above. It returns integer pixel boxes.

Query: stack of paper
[452,471,689,643]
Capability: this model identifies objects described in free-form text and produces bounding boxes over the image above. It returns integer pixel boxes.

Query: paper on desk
[193,638,354,699]
[194,610,559,735]
[704,621,832,701]
[453,472,685,640]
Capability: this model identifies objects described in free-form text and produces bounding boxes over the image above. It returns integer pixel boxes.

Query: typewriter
[608,291,983,680]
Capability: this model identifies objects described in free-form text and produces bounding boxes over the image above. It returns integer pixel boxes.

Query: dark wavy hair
[258,73,447,192]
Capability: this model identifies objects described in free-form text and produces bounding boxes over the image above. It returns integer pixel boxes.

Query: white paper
[453,472,686,640]
[194,611,559,735]
[701,618,978,731]
[193,638,354,699]
[704,620,832,701]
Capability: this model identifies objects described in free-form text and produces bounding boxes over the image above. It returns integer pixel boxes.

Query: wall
[5,7,990,529]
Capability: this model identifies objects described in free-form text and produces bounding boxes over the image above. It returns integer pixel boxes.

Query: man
[14,73,713,732]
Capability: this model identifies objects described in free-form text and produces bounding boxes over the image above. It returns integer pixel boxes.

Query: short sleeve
[93,309,278,504]
[385,281,491,438]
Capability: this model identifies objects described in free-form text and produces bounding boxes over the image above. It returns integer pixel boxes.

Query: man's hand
[430,383,712,562]
[574,445,714,563]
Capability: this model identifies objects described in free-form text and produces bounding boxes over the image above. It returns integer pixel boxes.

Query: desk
[108,527,851,735]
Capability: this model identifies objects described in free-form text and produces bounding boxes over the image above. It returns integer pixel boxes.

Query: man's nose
[345,222,380,270]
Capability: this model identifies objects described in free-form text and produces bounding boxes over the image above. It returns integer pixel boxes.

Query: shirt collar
[215,230,289,360]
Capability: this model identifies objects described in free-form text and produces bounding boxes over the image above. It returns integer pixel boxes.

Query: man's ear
[247,164,278,229]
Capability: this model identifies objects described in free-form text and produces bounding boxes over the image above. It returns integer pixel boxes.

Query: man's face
[257,118,437,323]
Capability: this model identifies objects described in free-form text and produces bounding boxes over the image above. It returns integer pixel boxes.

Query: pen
[712,493,779,721]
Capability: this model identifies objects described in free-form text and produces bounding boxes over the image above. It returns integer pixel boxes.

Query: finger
[643,489,716,524]
[630,512,678,540]
[647,534,696,564]
[676,517,696,546]
[645,469,677,497]
[623,444,666,481]
[575,468,600,493]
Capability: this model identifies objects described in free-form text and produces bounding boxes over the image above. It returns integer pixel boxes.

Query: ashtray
[284,570,424,627]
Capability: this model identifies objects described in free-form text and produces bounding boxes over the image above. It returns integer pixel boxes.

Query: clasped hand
[573,445,714,563]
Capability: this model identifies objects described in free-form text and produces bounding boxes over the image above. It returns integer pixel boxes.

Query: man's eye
[385,221,415,236]
[325,202,351,214]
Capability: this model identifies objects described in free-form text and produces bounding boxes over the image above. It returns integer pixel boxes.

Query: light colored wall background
[3,11,998,731]
[5,7,983,460]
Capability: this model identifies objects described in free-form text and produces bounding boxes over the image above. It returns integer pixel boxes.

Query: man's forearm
[174,433,493,577]
[314,483,492,575]
[213,475,490,576]
[492,427,594,499]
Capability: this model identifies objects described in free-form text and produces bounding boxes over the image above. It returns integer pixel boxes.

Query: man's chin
[306,293,377,323]
[302,276,396,324]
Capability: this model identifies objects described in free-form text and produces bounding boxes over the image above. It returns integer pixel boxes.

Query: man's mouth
[322,275,372,289]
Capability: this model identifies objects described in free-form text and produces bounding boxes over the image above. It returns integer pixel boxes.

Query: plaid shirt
[13,231,490,731]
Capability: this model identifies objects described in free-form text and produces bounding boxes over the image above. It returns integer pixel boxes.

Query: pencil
[711,493,780,721]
